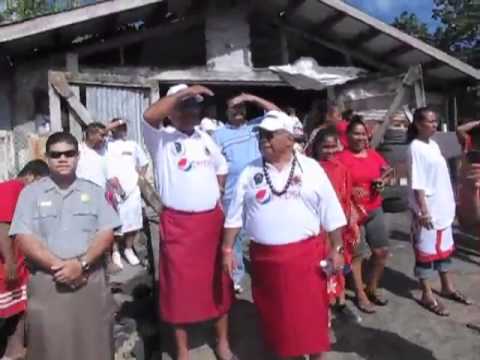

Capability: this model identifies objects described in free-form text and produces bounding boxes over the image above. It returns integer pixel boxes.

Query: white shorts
[413,225,454,262]
[117,186,143,234]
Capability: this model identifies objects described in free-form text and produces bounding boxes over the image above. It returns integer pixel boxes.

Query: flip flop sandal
[442,291,473,305]
[366,290,389,306]
[355,299,376,314]
[419,298,450,317]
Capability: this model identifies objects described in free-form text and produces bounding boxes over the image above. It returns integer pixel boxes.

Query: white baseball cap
[166,84,203,103]
[256,110,295,134]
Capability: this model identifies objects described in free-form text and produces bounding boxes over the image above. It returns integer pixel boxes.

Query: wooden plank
[148,68,286,86]
[48,83,62,132]
[0,0,165,44]
[64,71,156,88]
[69,86,83,140]
[370,66,422,148]
[49,71,94,126]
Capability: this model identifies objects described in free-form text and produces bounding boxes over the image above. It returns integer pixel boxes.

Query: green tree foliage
[1,1,88,21]
[392,0,479,67]
[3,0,52,20]
[392,11,434,44]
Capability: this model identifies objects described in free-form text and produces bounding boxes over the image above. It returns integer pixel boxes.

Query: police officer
[9,132,121,360]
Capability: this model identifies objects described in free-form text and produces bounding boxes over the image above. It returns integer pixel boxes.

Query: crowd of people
[0,83,479,360]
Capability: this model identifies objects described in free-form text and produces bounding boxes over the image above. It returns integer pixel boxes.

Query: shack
[0,0,478,179]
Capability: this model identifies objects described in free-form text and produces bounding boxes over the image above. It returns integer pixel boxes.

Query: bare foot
[216,342,235,360]
[176,351,189,360]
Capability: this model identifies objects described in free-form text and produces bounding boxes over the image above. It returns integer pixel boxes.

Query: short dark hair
[45,132,79,153]
[85,122,106,138]
[342,109,354,122]
[469,126,480,149]
[312,127,339,159]
[18,159,49,178]
[346,117,367,135]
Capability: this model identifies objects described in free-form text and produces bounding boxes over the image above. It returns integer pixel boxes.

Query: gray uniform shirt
[9,177,121,259]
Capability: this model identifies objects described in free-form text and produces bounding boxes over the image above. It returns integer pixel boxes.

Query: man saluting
[223,111,347,360]
[143,84,235,360]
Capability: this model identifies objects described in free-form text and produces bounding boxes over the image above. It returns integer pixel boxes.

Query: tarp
[269,57,366,90]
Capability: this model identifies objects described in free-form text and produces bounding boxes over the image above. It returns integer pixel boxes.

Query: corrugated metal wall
[86,86,150,143]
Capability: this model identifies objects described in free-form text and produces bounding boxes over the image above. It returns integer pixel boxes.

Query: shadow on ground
[381,266,418,301]
[332,320,437,360]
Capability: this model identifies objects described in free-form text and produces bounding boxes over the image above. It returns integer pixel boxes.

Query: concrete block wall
[205,4,252,71]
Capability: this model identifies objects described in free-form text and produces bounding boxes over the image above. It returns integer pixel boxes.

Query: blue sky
[346,0,439,30]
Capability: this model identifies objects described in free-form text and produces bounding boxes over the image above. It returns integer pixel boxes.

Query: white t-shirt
[107,139,149,196]
[225,153,346,245]
[76,143,108,189]
[408,139,455,229]
[142,121,228,212]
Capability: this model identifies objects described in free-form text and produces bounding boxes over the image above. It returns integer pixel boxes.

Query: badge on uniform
[254,173,264,185]
[39,200,52,207]
[80,193,91,203]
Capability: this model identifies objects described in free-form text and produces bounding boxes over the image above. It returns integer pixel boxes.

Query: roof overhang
[254,0,479,84]
[0,0,166,55]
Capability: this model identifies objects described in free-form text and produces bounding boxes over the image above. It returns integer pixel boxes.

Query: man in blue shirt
[213,93,279,292]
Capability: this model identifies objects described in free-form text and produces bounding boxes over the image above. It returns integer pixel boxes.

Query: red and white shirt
[225,154,346,245]
[142,121,228,212]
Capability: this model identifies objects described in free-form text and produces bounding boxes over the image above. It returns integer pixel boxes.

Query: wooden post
[49,71,94,127]
[66,52,79,73]
[48,83,62,132]
[370,66,422,148]
[69,86,83,140]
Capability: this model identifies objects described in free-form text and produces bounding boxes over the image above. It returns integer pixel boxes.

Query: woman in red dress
[336,118,392,314]
[313,128,361,321]
[0,160,49,359]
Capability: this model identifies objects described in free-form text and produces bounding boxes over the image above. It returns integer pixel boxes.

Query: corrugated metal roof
[254,0,479,83]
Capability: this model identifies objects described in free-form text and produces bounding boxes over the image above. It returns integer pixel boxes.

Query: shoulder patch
[253,172,264,185]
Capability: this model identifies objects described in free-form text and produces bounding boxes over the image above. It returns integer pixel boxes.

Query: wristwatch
[77,256,91,273]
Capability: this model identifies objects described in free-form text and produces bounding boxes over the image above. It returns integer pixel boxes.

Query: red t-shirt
[0,179,26,268]
[335,149,388,212]
[336,120,349,149]
[0,180,25,223]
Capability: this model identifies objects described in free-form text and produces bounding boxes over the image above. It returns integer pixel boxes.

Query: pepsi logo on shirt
[255,188,272,205]
[178,158,193,172]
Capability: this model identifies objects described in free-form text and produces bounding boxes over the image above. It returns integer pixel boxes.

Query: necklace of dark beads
[262,154,297,197]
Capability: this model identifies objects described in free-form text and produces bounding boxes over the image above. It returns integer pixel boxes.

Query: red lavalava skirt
[250,235,330,357]
[159,206,233,324]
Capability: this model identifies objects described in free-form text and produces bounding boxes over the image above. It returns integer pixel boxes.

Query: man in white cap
[223,111,347,360]
[107,118,149,268]
[143,84,235,360]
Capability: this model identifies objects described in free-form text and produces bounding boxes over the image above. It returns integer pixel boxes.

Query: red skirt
[159,206,233,324]
[250,236,330,357]
[0,252,28,318]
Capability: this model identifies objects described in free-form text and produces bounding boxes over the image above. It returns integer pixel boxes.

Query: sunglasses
[47,150,78,159]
